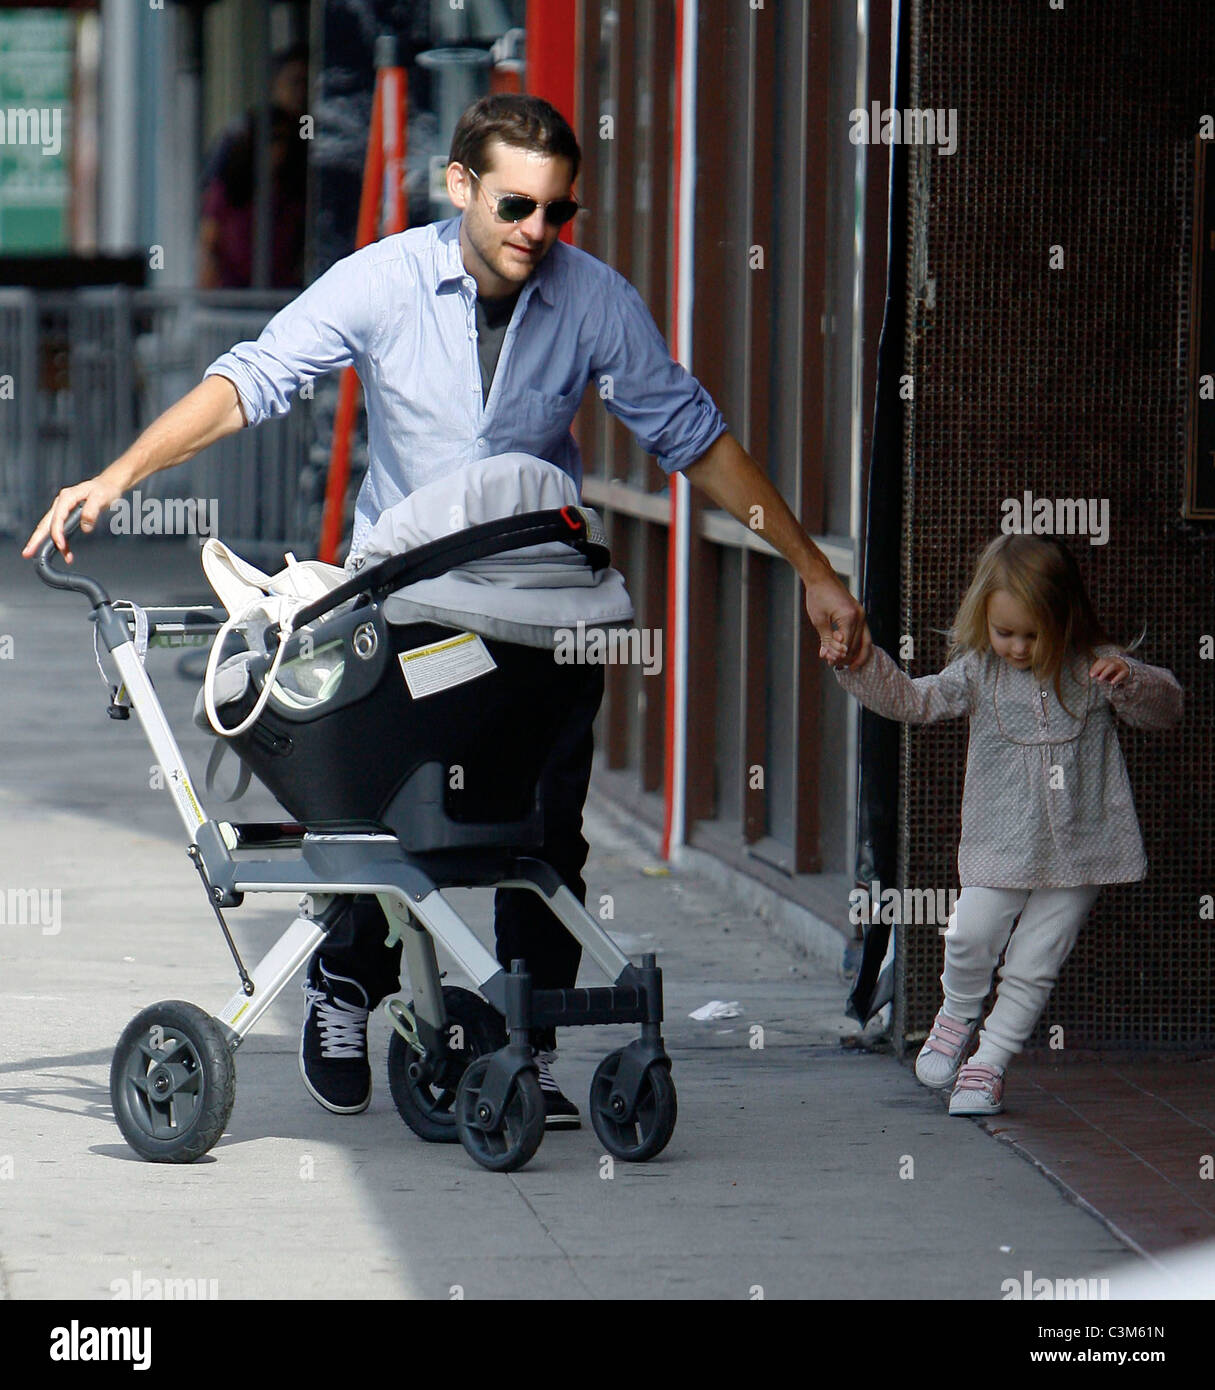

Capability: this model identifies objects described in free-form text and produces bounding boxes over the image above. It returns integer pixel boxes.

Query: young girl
[828,534,1183,1115]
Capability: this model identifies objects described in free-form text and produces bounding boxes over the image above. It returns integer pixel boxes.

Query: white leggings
[941,886,1101,1070]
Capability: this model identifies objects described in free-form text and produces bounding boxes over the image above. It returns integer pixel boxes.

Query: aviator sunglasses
[466,167,582,227]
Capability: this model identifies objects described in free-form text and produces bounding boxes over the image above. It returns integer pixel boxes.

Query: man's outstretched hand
[21,475,124,565]
[805,575,871,671]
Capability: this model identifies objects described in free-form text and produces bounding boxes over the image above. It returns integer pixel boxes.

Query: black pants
[315,663,605,1051]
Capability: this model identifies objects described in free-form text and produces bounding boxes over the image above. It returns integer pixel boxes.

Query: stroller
[34,503,675,1173]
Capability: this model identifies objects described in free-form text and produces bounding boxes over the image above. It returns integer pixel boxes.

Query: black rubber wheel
[110,1001,236,1163]
[589,1050,678,1162]
[387,986,506,1143]
[454,1055,546,1173]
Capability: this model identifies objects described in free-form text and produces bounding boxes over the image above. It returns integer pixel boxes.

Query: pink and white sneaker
[948,1062,1005,1115]
[914,1008,979,1090]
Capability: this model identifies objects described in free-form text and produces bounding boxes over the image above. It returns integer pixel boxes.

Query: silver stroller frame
[35,509,675,1172]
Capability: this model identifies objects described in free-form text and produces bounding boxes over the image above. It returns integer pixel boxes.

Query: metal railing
[0,287,325,557]
[0,287,38,538]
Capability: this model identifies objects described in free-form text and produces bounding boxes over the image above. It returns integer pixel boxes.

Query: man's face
[448,140,574,296]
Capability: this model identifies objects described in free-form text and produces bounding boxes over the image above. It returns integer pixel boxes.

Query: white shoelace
[303,984,369,1059]
[535,1058,559,1093]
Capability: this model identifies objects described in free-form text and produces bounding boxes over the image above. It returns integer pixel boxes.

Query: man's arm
[21,374,246,563]
[682,431,871,670]
[24,243,379,563]
[587,276,869,669]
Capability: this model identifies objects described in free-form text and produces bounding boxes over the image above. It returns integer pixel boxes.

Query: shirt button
[476,437,486,447]
[468,328,477,339]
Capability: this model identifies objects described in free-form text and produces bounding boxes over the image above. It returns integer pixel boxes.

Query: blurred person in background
[197,42,309,289]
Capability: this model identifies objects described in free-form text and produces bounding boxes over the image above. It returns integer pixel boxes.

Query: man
[24,94,869,1129]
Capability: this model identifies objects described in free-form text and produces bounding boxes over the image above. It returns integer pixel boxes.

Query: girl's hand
[821,636,873,670]
[1090,655,1130,687]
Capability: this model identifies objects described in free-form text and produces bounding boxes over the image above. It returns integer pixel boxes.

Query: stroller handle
[34,504,113,609]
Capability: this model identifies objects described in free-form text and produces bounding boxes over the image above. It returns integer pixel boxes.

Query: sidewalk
[0,531,1189,1299]
[976,1057,1215,1261]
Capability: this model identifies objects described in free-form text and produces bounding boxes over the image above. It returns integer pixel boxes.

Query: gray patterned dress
[833,644,1183,888]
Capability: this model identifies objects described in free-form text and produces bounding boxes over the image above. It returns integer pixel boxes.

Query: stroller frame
[35,509,675,1173]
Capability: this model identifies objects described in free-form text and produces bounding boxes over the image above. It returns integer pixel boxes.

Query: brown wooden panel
[791,0,833,872]
[859,0,892,487]
[573,0,607,478]
[648,0,675,353]
[684,0,744,825]
[684,515,719,821]
[574,0,603,258]
[740,547,768,841]
[603,511,632,769]
[641,518,667,793]
[604,6,636,483]
[738,0,778,842]
[800,0,831,533]
[791,601,823,873]
[689,0,737,414]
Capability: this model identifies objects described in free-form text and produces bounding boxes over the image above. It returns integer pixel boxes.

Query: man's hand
[22,472,125,565]
[805,575,871,670]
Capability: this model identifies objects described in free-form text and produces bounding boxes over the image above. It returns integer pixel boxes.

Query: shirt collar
[432,214,557,307]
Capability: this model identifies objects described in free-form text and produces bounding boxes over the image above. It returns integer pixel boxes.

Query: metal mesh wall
[898,0,1215,1052]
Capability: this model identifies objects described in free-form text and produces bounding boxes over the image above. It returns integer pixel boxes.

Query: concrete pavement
[0,532,1141,1299]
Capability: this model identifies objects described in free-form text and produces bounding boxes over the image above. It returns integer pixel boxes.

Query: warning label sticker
[397,631,497,699]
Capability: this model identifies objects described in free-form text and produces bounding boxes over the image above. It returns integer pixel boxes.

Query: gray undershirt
[475,287,522,407]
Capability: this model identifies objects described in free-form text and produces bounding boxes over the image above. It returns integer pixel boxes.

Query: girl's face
[987,589,1038,669]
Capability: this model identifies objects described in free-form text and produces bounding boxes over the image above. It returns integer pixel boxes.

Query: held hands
[805,576,872,671]
[1090,655,1131,688]
[21,475,123,565]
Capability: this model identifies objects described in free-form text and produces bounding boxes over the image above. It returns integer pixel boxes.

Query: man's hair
[449,94,581,181]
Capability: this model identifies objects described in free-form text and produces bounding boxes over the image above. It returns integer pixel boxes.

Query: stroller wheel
[454,1055,545,1173]
[387,986,506,1143]
[110,1001,236,1163]
[589,1050,678,1162]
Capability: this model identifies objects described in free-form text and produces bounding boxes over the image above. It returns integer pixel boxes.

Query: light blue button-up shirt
[204,215,728,555]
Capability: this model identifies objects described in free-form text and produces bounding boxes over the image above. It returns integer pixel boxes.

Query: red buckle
[559,505,581,532]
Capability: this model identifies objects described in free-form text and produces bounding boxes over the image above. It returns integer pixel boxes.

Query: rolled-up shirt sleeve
[592,272,728,474]
[203,246,385,427]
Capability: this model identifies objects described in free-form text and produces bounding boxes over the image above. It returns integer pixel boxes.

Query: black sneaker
[536,1056,581,1130]
[299,957,372,1114]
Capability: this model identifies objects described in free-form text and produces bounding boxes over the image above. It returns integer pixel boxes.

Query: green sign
[0,10,73,251]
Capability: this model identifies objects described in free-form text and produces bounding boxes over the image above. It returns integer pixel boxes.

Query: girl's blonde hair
[947,534,1116,715]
